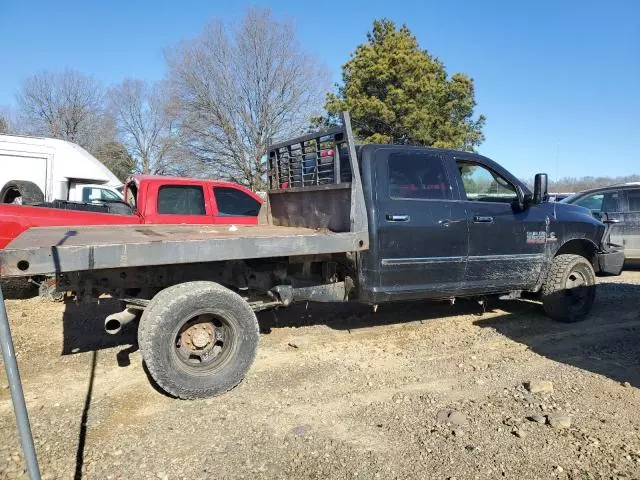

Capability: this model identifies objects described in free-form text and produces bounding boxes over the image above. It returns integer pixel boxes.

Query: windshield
[560,193,581,204]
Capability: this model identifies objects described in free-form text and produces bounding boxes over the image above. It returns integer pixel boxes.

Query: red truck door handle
[473,215,494,223]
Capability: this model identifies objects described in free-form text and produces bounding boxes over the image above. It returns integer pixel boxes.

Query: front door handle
[473,215,494,223]
[386,214,410,222]
[438,219,463,227]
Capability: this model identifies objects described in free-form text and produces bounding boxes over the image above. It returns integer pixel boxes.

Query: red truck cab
[0,176,263,249]
[126,175,263,225]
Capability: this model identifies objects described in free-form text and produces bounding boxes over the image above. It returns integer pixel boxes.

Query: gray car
[562,183,640,260]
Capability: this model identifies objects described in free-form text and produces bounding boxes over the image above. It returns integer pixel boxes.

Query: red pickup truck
[0,175,263,249]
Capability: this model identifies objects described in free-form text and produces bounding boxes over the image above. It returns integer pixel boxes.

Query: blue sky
[1,0,638,180]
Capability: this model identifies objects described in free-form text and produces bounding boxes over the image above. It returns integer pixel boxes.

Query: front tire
[138,282,259,399]
[541,254,596,323]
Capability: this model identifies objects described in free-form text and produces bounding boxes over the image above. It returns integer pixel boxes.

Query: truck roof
[129,174,251,188]
[128,175,263,201]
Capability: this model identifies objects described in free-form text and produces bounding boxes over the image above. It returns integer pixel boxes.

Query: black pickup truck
[0,113,624,399]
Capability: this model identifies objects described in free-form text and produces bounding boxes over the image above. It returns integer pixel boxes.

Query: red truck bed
[0,203,140,249]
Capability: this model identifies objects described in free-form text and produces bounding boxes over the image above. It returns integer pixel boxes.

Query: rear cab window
[213,187,261,216]
[157,185,206,215]
[626,189,640,212]
[387,151,452,200]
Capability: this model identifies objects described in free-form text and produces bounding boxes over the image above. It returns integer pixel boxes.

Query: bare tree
[0,115,7,134]
[108,79,180,175]
[167,7,329,190]
[16,69,112,151]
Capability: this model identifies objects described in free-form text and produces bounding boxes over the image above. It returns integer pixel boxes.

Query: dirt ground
[1,271,639,480]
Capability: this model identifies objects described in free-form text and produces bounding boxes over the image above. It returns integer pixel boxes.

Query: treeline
[0,11,487,189]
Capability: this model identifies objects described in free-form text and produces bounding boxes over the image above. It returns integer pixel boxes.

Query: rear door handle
[386,214,410,222]
[473,215,494,223]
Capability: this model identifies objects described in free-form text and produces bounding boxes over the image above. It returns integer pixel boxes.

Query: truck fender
[532,238,599,292]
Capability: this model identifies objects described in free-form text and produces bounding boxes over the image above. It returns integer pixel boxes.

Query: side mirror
[533,173,548,204]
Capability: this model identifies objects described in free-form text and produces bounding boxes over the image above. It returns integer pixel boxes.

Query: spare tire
[0,180,45,205]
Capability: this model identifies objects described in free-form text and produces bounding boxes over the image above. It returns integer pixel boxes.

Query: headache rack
[269,125,353,190]
[267,112,368,237]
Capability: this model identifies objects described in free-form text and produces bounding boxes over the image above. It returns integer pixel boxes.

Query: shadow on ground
[256,296,494,333]
[56,280,640,391]
[61,300,138,363]
[475,282,640,388]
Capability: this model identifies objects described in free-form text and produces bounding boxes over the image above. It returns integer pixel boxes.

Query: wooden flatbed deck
[0,224,368,277]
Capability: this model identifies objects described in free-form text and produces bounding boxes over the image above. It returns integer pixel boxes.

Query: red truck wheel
[138,281,259,399]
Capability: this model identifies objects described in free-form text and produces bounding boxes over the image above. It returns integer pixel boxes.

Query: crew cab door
[144,183,213,224]
[375,148,468,299]
[452,157,547,292]
[211,186,262,225]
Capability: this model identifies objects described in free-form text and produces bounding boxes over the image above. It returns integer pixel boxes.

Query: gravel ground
[1,271,639,480]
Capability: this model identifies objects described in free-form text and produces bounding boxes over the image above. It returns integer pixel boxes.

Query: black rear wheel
[138,282,259,399]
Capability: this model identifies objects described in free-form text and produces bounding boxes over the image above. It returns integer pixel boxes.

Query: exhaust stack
[104,308,139,335]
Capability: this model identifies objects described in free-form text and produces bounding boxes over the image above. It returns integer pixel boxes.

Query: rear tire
[138,282,259,399]
[0,180,44,205]
[541,254,596,323]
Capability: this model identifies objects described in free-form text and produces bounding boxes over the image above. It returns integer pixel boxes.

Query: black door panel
[464,202,547,290]
[453,159,547,291]
[375,148,468,299]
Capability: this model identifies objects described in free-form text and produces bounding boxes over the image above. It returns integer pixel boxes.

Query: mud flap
[597,250,624,276]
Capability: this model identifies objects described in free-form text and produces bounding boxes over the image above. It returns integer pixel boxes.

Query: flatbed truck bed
[0,223,366,277]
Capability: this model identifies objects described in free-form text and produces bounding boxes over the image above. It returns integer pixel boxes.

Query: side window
[214,187,261,216]
[457,161,517,203]
[627,190,640,212]
[575,191,620,213]
[82,187,93,202]
[99,189,121,201]
[388,152,451,200]
[82,187,119,202]
[157,185,206,215]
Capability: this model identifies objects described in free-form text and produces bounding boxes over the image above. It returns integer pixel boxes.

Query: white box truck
[0,134,124,205]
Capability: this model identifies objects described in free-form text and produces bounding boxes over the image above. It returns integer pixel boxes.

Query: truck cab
[124,175,263,225]
[352,145,619,303]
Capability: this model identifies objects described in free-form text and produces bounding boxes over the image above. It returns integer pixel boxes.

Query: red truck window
[158,186,206,215]
[213,187,260,216]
